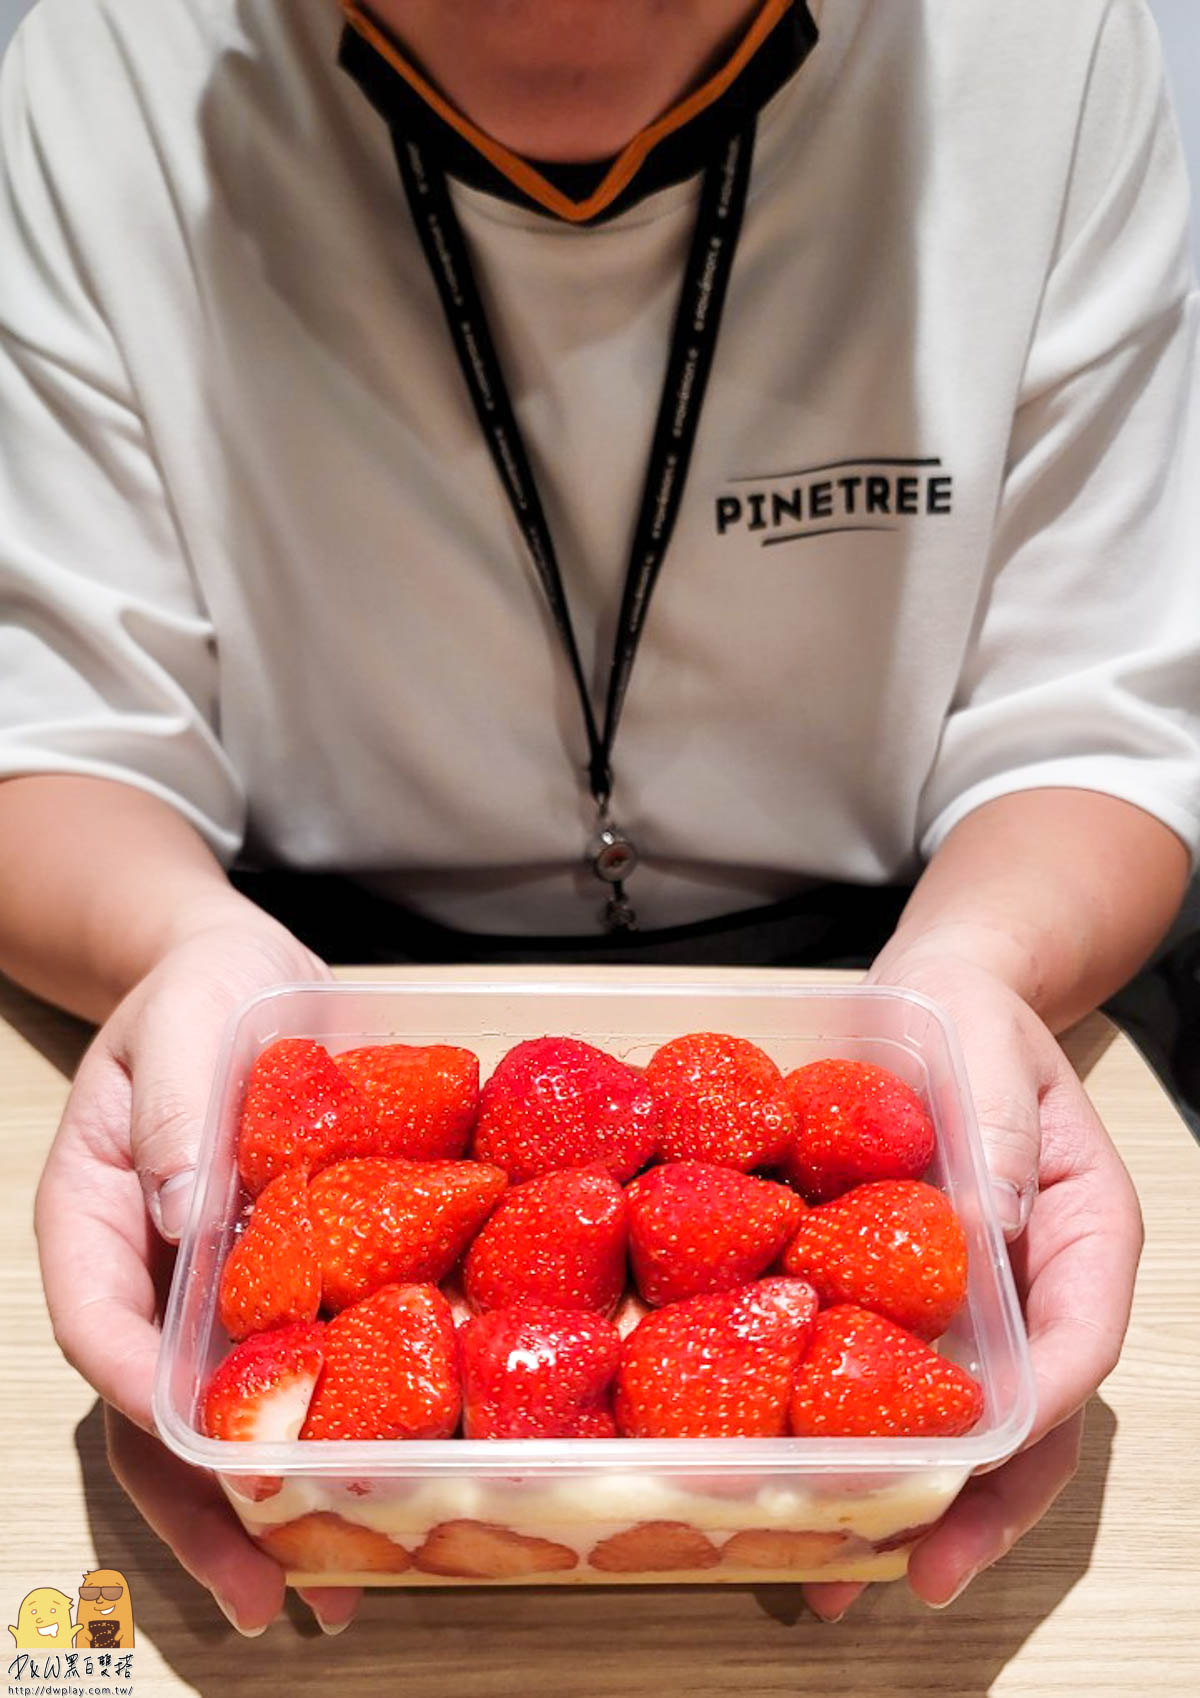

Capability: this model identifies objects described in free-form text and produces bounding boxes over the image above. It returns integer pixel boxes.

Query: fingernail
[214,1594,269,1638]
[148,1169,197,1242]
[817,1610,847,1625]
[296,1590,355,1636]
[992,1177,1035,1240]
[929,1567,979,1609]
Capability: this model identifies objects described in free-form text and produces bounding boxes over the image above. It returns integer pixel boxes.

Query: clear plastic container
[153,979,1035,1587]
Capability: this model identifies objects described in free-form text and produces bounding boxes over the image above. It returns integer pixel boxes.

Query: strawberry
[237,1037,373,1196]
[258,1511,412,1574]
[301,1283,460,1440]
[202,1320,325,1442]
[333,1043,479,1161]
[782,1178,968,1339]
[721,1528,851,1571]
[309,1157,506,1311]
[589,1522,721,1573]
[218,1168,321,1340]
[626,1161,805,1306]
[788,1305,984,1437]
[471,1036,657,1184]
[459,1305,621,1439]
[644,1033,793,1171]
[780,1058,935,1201]
[414,1520,578,1577]
[615,1278,818,1438]
[463,1167,627,1314]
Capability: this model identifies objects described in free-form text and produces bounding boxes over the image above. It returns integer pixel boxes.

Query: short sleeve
[918,0,1200,863]
[0,22,245,861]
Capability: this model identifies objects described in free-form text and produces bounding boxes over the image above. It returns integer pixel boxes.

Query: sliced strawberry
[644,1033,793,1171]
[615,1278,818,1438]
[258,1511,412,1573]
[301,1284,460,1440]
[309,1157,506,1311]
[460,1305,621,1439]
[237,1038,373,1196]
[413,1520,578,1578]
[218,1168,321,1341]
[471,1036,657,1184]
[333,1043,479,1161]
[782,1178,968,1339]
[789,1305,984,1437]
[463,1166,627,1314]
[780,1058,935,1202]
[589,1521,721,1573]
[626,1161,805,1306]
[202,1321,325,1442]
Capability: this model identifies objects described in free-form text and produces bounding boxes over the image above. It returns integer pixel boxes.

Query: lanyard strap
[392,125,756,811]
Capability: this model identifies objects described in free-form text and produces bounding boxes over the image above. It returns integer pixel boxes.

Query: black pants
[229,871,914,972]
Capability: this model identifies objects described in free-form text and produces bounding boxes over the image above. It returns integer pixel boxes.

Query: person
[1,0,1197,1637]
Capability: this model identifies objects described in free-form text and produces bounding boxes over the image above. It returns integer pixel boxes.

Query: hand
[35,918,359,1636]
[801,951,1143,1622]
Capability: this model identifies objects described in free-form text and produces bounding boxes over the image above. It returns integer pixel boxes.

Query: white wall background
[0,0,1195,263]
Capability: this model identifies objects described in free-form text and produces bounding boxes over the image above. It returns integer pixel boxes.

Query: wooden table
[3,965,1199,1698]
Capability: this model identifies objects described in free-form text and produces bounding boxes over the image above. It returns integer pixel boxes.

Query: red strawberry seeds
[237,1038,373,1197]
[781,1058,935,1202]
[615,1278,819,1438]
[626,1161,805,1307]
[218,1167,321,1341]
[471,1037,658,1183]
[782,1178,968,1339]
[202,1320,325,1443]
[644,1033,793,1171]
[334,1043,480,1162]
[301,1284,460,1441]
[460,1306,621,1439]
[789,1305,984,1438]
[463,1166,627,1314]
[309,1157,506,1311]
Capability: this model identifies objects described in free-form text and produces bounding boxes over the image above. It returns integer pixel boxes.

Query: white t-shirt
[1,0,1198,934]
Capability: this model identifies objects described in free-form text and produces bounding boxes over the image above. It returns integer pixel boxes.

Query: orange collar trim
[339,0,794,224]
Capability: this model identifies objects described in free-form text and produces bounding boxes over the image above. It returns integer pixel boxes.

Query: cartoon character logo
[8,1586,75,1649]
[72,1568,135,1649]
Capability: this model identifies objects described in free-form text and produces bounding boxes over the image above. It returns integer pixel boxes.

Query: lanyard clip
[588,798,639,930]
[589,798,639,888]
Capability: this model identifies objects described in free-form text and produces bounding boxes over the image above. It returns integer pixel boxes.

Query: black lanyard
[392,125,756,930]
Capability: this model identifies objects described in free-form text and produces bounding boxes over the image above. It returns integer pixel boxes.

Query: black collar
[339,3,818,226]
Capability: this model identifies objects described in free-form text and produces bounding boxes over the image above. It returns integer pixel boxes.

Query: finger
[800,1580,866,1623]
[126,931,332,1241]
[36,1041,164,1431]
[125,976,254,1242]
[906,1408,1085,1607]
[1012,1076,1142,1447]
[294,1587,361,1636]
[950,1003,1042,1241]
[105,1406,286,1636]
[870,958,1044,1239]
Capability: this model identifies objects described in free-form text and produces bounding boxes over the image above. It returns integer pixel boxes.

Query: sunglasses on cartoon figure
[78,1587,123,1601]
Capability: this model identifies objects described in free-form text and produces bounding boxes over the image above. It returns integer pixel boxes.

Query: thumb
[125,926,331,1241]
[955,1016,1042,1241]
[125,980,241,1245]
[872,951,1045,1241]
